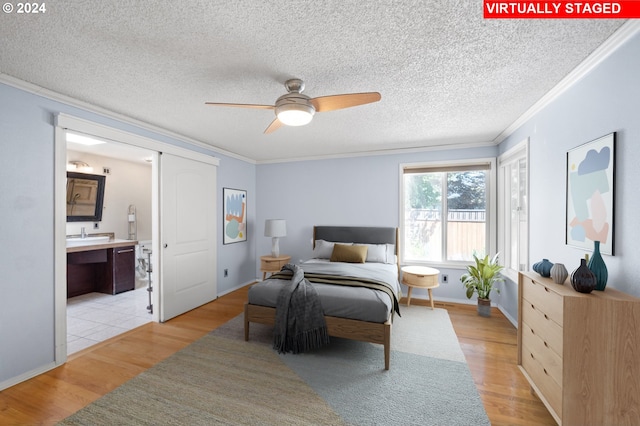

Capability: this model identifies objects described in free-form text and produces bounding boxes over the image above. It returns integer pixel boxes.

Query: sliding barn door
[159,153,217,321]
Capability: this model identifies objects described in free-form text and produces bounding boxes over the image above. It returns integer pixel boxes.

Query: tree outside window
[402,163,491,263]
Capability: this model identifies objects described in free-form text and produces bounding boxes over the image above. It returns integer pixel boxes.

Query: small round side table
[401,265,440,309]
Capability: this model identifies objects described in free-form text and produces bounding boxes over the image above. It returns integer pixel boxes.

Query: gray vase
[550,263,568,284]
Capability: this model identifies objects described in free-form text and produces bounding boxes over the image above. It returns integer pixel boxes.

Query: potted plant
[461,253,504,317]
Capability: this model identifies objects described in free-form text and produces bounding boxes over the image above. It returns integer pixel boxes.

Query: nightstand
[401,265,440,309]
[260,255,291,280]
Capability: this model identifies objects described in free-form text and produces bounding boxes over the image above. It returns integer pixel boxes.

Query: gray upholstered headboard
[313,226,397,248]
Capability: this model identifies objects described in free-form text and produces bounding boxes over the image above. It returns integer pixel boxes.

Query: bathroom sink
[66,236,111,246]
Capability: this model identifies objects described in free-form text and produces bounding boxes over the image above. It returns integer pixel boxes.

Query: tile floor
[67,284,153,355]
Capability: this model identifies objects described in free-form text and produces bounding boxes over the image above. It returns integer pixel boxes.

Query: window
[401,159,496,264]
[498,140,528,280]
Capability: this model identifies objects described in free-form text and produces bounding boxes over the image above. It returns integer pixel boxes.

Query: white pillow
[364,243,387,263]
[385,244,396,264]
[363,243,397,264]
[313,240,352,259]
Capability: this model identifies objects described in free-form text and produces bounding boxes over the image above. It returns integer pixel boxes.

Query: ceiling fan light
[276,104,315,126]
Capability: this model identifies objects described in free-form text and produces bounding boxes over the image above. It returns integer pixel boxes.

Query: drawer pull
[544,314,549,320]
[543,368,549,375]
[531,304,535,310]
[530,328,535,335]
[544,341,548,348]
[417,275,425,278]
[530,353,535,359]
[117,248,134,254]
[544,287,550,293]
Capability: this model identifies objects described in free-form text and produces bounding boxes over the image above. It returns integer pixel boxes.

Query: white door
[160,153,217,321]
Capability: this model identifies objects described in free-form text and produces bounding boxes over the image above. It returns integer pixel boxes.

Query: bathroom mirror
[66,172,106,222]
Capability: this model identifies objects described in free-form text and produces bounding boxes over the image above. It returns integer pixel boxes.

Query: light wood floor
[0,285,556,425]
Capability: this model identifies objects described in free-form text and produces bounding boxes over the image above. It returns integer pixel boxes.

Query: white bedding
[248,260,400,323]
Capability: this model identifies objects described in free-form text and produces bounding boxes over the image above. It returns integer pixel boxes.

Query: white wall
[497,29,640,321]
[0,82,256,389]
[66,151,152,240]
[256,146,498,304]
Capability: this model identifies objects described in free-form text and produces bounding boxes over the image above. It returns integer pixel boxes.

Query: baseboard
[217,280,256,297]
[0,361,57,392]
[498,305,518,327]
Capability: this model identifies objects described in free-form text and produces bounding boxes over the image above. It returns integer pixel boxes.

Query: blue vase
[533,259,554,277]
[588,241,608,291]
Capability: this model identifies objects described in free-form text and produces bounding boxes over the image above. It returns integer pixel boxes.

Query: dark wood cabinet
[67,244,136,297]
[107,246,135,294]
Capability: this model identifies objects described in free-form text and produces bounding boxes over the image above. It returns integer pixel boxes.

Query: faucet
[81,227,87,238]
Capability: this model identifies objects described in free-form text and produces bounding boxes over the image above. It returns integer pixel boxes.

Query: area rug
[59,306,489,425]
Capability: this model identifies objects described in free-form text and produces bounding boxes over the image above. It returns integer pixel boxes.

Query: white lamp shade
[265,219,287,237]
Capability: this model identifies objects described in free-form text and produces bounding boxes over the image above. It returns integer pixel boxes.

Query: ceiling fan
[205,78,381,134]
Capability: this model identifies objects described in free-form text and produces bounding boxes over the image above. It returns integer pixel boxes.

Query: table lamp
[264,219,286,257]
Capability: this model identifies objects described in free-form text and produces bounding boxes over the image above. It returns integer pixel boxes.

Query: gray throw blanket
[273,264,330,354]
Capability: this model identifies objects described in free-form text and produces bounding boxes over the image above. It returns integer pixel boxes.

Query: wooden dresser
[518,271,640,425]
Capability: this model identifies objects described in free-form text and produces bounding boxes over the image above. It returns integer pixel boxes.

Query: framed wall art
[566,132,615,255]
[223,187,247,244]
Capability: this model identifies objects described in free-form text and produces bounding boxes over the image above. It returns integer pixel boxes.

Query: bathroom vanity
[67,238,138,298]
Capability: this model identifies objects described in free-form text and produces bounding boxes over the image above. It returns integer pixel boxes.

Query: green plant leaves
[460,253,504,300]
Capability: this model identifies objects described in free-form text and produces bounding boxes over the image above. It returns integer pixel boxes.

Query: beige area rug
[59,306,489,425]
[59,334,345,425]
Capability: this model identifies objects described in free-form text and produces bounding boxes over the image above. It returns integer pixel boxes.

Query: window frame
[497,139,529,282]
[399,158,497,268]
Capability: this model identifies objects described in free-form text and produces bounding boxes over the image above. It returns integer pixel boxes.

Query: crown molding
[493,20,640,144]
[256,139,498,164]
[0,73,256,165]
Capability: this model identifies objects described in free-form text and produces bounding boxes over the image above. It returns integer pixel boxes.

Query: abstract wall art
[223,187,247,244]
[566,132,615,255]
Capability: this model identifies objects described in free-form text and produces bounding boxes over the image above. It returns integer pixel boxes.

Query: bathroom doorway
[54,113,219,364]
[65,137,155,354]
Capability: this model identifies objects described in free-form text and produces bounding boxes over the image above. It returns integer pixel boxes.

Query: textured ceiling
[0,1,626,162]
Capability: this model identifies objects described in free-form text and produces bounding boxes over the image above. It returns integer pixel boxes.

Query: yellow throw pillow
[330,244,368,263]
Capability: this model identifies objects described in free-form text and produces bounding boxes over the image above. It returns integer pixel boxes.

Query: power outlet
[224,269,228,277]
[442,274,448,283]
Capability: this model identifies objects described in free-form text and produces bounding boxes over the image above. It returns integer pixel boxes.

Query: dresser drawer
[522,276,563,326]
[522,342,563,419]
[522,300,563,356]
[522,321,562,387]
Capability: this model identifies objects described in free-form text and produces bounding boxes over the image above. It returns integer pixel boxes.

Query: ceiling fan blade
[205,102,274,110]
[264,118,283,134]
[310,92,381,112]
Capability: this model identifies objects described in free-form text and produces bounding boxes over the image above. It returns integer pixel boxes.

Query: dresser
[518,271,640,425]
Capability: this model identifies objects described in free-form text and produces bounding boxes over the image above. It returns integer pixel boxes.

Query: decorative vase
[477,298,491,317]
[532,259,554,277]
[588,241,608,291]
[571,258,596,294]
[550,263,568,284]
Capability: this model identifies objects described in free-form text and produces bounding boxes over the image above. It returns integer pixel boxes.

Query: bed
[244,226,401,370]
